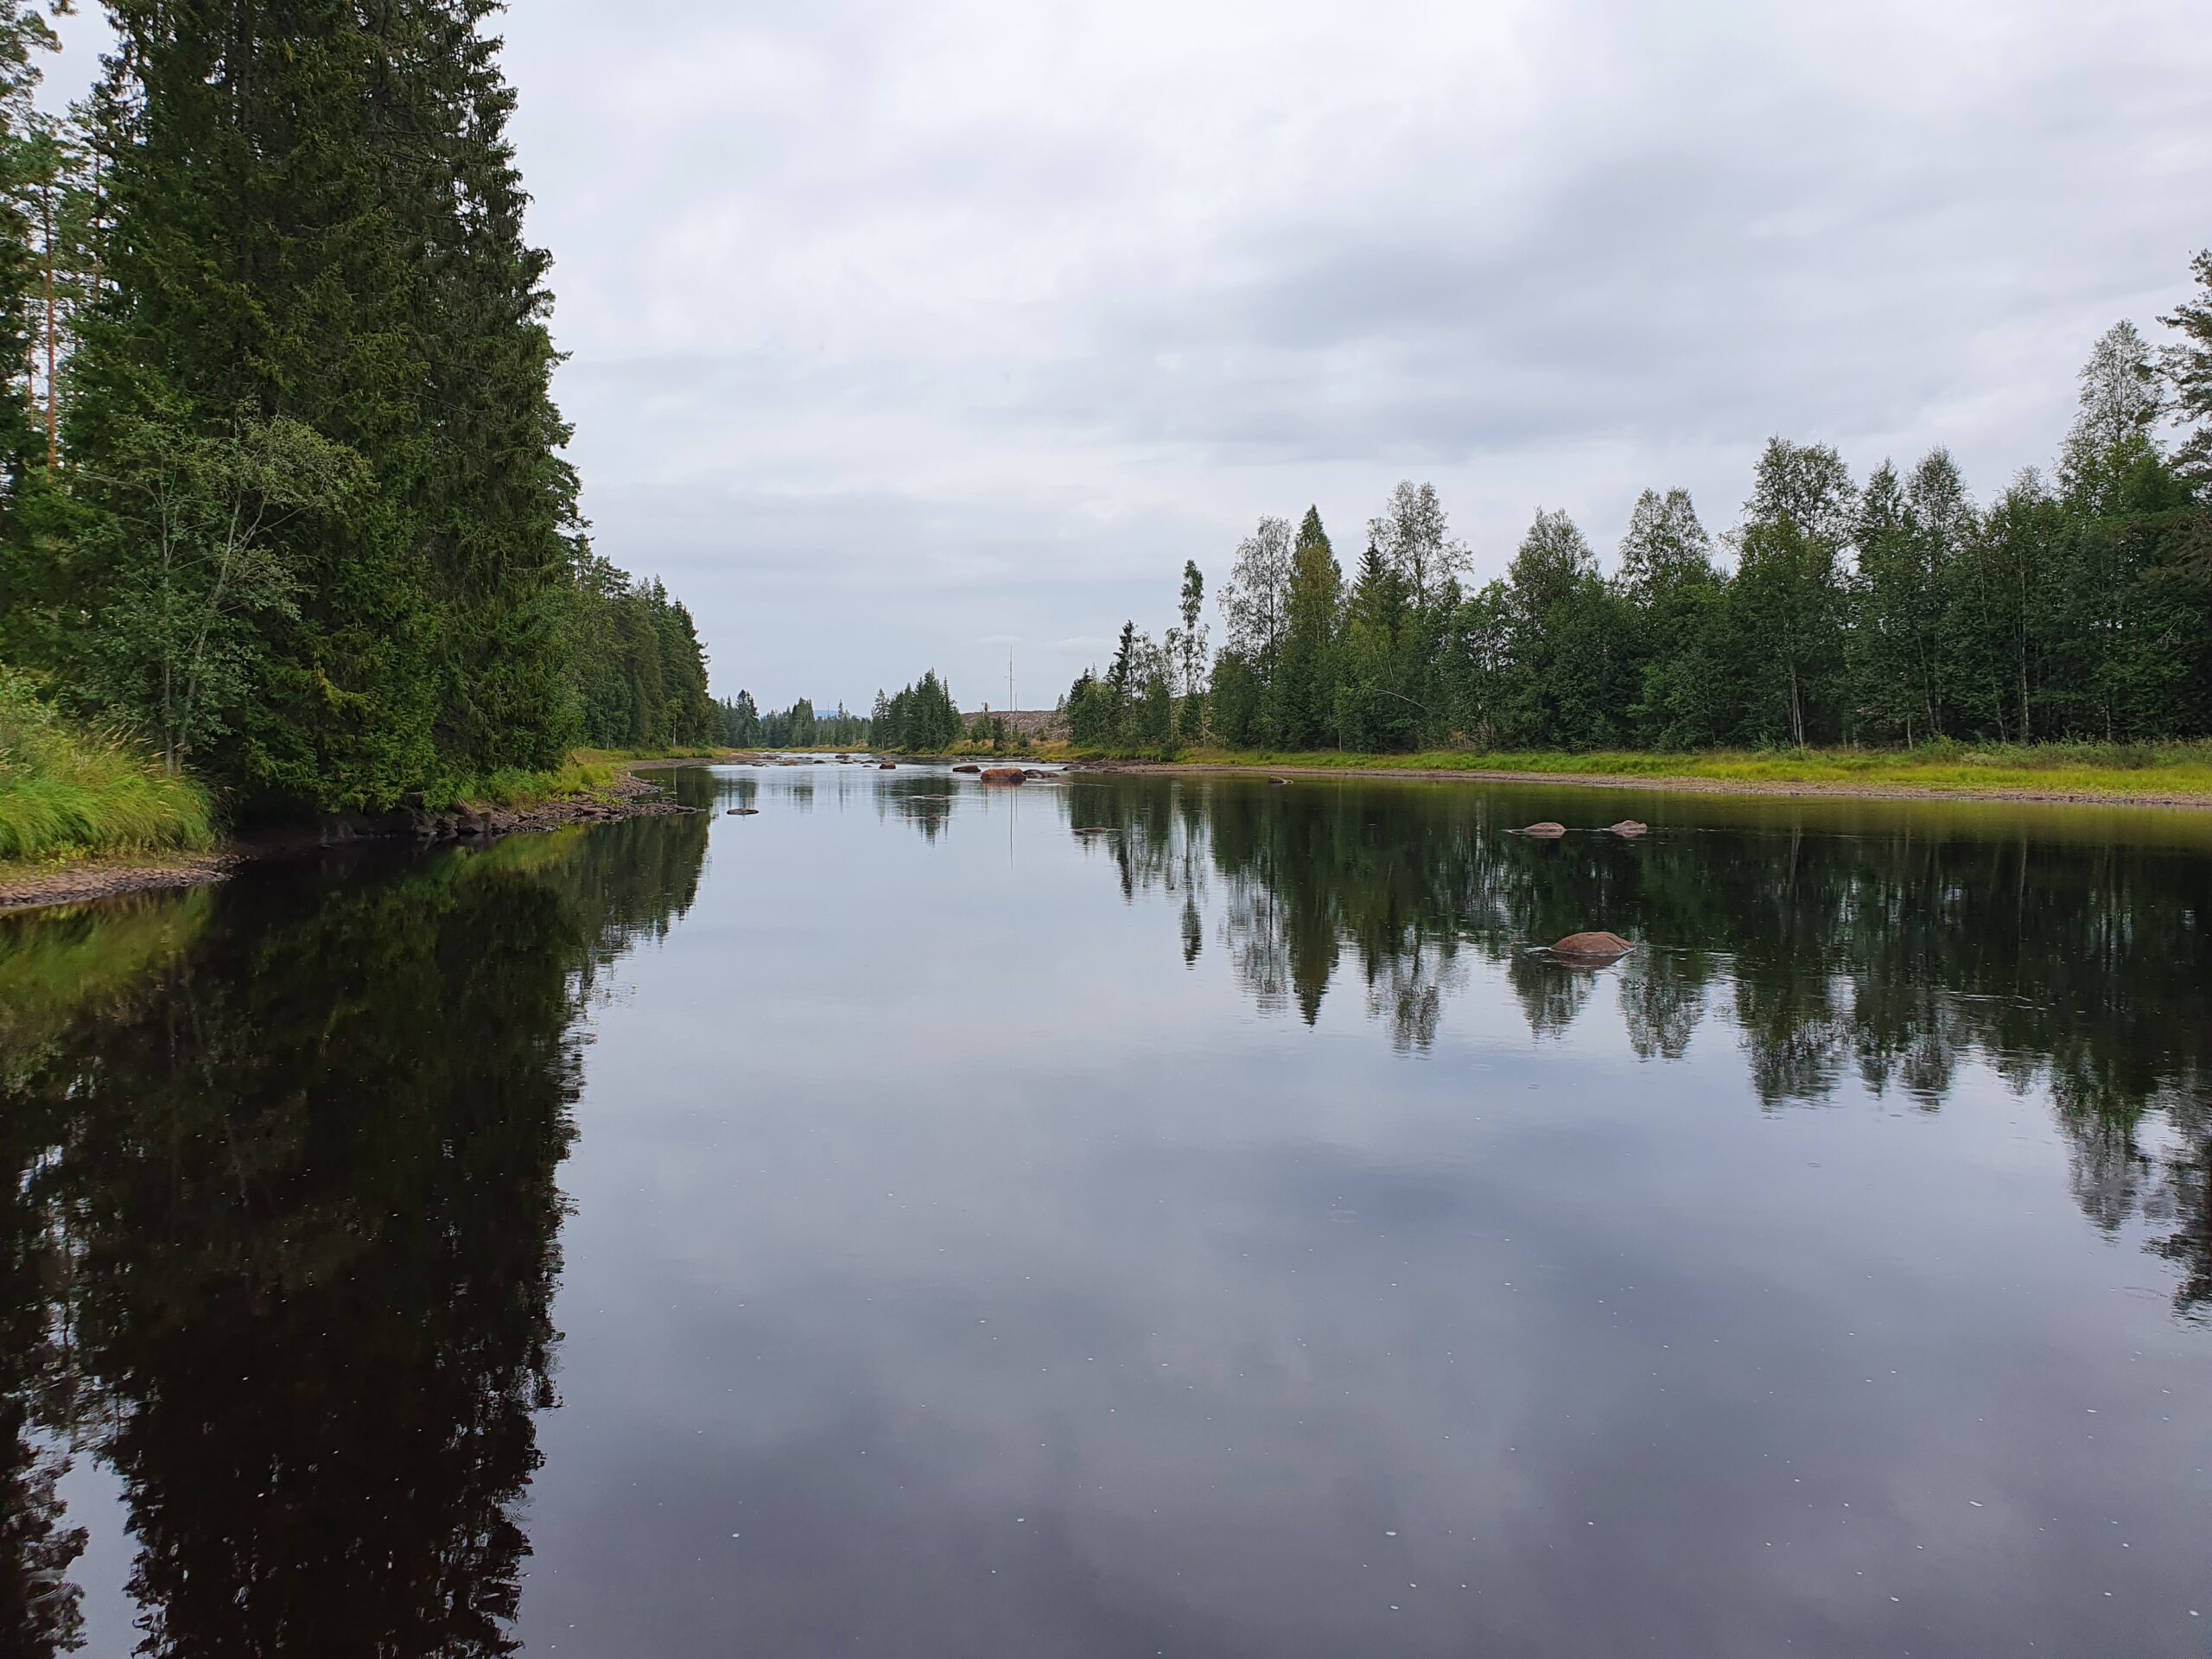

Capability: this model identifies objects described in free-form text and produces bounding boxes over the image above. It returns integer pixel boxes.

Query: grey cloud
[39,1,2212,707]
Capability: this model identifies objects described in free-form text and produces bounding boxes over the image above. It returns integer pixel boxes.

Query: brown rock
[1516,821,1567,838]
[1609,820,1649,837]
[879,761,897,770]
[982,767,1027,786]
[952,763,982,773]
[1549,931,1635,961]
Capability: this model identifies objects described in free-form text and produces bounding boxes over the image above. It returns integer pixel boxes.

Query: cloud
[43,1,2212,707]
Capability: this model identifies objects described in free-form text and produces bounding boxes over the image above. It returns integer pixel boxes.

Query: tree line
[0,2,715,815]
[715,692,872,750]
[1071,279,2212,754]
[715,676,1052,753]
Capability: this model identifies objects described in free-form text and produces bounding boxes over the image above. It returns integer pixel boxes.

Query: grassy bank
[1089,741,2212,802]
[0,674,219,864]
[433,747,739,811]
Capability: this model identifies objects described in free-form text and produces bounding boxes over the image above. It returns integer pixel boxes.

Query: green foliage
[83,410,368,773]
[1165,741,2212,798]
[0,3,718,817]
[566,559,715,751]
[718,695,868,749]
[872,671,961,753]
[0,664,216,861]
[1272,506,1341,749]
[1087,288,2212,761]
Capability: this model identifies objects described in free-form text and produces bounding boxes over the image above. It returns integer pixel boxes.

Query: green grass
[433,746,739,812]
[1102,741,2212,799]
[0,671,219,863]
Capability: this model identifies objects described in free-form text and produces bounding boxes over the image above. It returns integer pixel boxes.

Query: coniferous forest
[1071,284,2212,757]
[0,3,715,819]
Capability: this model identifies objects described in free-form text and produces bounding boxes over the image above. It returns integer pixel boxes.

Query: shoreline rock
[1548,930,1636,963]
[0,851,241,914]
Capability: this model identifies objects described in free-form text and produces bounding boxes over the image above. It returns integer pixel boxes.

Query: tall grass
[1146,741,2212,798]
[0,669,218,861]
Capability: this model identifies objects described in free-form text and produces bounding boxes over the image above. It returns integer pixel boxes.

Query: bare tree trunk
[40,188,56,468]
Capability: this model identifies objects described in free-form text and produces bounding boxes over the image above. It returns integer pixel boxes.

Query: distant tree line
[870,671,963,753]
[715,693,872,750]
[1071,276,2212,754]
[0,4,715,812]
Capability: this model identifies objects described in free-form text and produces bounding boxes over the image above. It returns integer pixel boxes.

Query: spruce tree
[67,1,582,809]
[1274,505,1340,748]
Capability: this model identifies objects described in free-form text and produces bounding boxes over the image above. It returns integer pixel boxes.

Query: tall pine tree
[66,1,581,810]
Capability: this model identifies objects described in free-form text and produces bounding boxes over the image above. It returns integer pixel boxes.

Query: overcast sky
[49,2,2212,710]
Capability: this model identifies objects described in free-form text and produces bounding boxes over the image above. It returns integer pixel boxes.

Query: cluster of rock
[397,774,700,844]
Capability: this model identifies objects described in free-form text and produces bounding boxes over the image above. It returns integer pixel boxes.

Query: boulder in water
[982,767,1027,786]
[727,808,760,817]
[1610,820,1649,837]
[1549,931,1635,962]
[951,763,982,774]
[1516,821,1567,838]
[878,761,897,770]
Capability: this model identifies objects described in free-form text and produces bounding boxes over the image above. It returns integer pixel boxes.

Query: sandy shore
[1089,759,2212,810]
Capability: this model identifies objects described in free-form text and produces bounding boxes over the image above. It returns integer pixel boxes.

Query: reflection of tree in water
[1082,779,2212,1316]
[0,817,709,1654]
[0,1048,86,1655]
[874,776,953,842]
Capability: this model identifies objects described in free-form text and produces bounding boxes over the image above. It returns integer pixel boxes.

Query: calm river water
[3,761,2209,1656]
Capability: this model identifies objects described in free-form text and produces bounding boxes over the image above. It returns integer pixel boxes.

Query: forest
[1071,283,2212,756]
[712,671,976,753]
[0,2,716,826]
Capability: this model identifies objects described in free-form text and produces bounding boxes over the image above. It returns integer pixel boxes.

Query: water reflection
[0,817,707,1655]
[4,769,2209,1655]
[1055,776,2212,1318]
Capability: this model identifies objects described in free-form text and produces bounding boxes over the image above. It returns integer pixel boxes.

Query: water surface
[3,763,2208,1656]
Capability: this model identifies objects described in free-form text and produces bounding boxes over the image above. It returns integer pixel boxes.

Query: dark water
[3,763,2209,1657]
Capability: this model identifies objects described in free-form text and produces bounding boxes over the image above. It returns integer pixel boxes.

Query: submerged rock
[1610,820,1649,837]
[1549,931,1635,962]
[1268,777,1292,786]
[1516,821,1567,838]
[952,763,982,774]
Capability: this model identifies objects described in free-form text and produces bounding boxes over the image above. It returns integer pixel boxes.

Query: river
[2,760,2207,1656]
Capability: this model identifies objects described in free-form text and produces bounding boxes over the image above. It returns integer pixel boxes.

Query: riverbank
[0,677,219,863]
[1079,743,2212,808]
[0,752,722,915]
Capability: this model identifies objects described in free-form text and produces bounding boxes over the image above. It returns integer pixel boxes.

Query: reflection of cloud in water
[1066,776,2212,1315]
